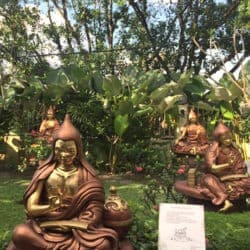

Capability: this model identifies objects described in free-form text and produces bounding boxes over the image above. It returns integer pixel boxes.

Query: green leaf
[208,87,232,101]
[0,96,4,108]
[239,60,250,80]
[102,75,122,96]
[4,87,16,99]
[114,114,129,136]
[45,84,70,103]
[218,73,242,99]
[179,71,192,85]
[219,73,236,88]
[131,92,147,105]
[63,64,85,83]
[117,101,133,115]
[196,101,214,111]
[134,107,153,117]
[45,69,69,85]
[29,77,43,90]
[90,72,103,93]
[220,101,234,120]
[156,95,182,113]
[149,81,179,102]
[184,78,210,98]
[142,70,166,93]
[77,75,90,90]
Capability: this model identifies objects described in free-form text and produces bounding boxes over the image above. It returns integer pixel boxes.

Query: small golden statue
[39,106,60,144]
[173,108,209,155]
[7,115,133,250]
[174,121,250,212]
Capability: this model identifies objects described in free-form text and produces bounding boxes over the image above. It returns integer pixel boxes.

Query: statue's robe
[11,161,119,250]
[200,144,250,202]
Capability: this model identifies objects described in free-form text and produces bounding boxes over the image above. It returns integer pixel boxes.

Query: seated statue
[39,106,60,144]
[7,115,133,250]
[173,109,209,155]
[174,121,250,212]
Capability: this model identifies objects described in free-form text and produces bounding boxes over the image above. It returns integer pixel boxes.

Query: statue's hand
[190,147,197,155]
[175,138,180,144]
[49,196,61,210]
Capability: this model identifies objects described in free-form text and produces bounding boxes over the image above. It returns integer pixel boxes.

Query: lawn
[0,175,250,250]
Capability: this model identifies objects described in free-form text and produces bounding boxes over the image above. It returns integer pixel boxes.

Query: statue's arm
[39,120,46,134]
[26,180,60,217]
[175,126,187,143]
[78,200,104,226]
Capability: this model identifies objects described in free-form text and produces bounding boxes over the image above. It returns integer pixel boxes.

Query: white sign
[158,203,206,250]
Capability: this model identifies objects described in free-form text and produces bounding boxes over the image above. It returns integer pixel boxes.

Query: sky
[20,0,244,80]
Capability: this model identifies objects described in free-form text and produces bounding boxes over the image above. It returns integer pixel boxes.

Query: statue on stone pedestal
[7,115,133,250]
[173,108,209,156]
[39,106,60,144]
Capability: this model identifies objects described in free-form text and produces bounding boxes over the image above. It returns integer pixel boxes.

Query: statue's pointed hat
[188,108,197,120]
[53,114,80,143]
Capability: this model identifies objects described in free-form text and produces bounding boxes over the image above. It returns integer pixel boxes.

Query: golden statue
[7,115,133,250]
[173,108,209,155]
[174,121,250,212]
[39,106,60,144]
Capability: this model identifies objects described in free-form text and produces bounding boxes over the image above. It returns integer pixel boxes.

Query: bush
[18,131,50,172]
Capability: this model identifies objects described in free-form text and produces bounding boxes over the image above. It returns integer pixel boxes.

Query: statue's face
[47,111,54,120]
[219,132,232,146]
[55,139,77,166]
[189,116,197,123]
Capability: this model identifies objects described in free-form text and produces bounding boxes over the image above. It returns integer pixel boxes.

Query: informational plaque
[158,203,205,250]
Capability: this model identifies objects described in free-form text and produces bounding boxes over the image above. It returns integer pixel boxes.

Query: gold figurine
[173,108,209,156]
[39,106,60,144]
[7,115,133,250]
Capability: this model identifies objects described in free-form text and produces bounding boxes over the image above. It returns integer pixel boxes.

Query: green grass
[0,177,29,249]
[0,176,250,250]
[205,211,250,250]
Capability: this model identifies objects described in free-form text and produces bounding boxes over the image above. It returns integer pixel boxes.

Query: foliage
[18,132,50,172]
[1,60,249,172]
[0,0,249,172]
[129,204,159,250]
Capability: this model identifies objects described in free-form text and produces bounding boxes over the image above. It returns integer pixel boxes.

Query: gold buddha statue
[39,106,60,144]
[174,121,250,212]
[173,108,209,155]
[7,115,133,250]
